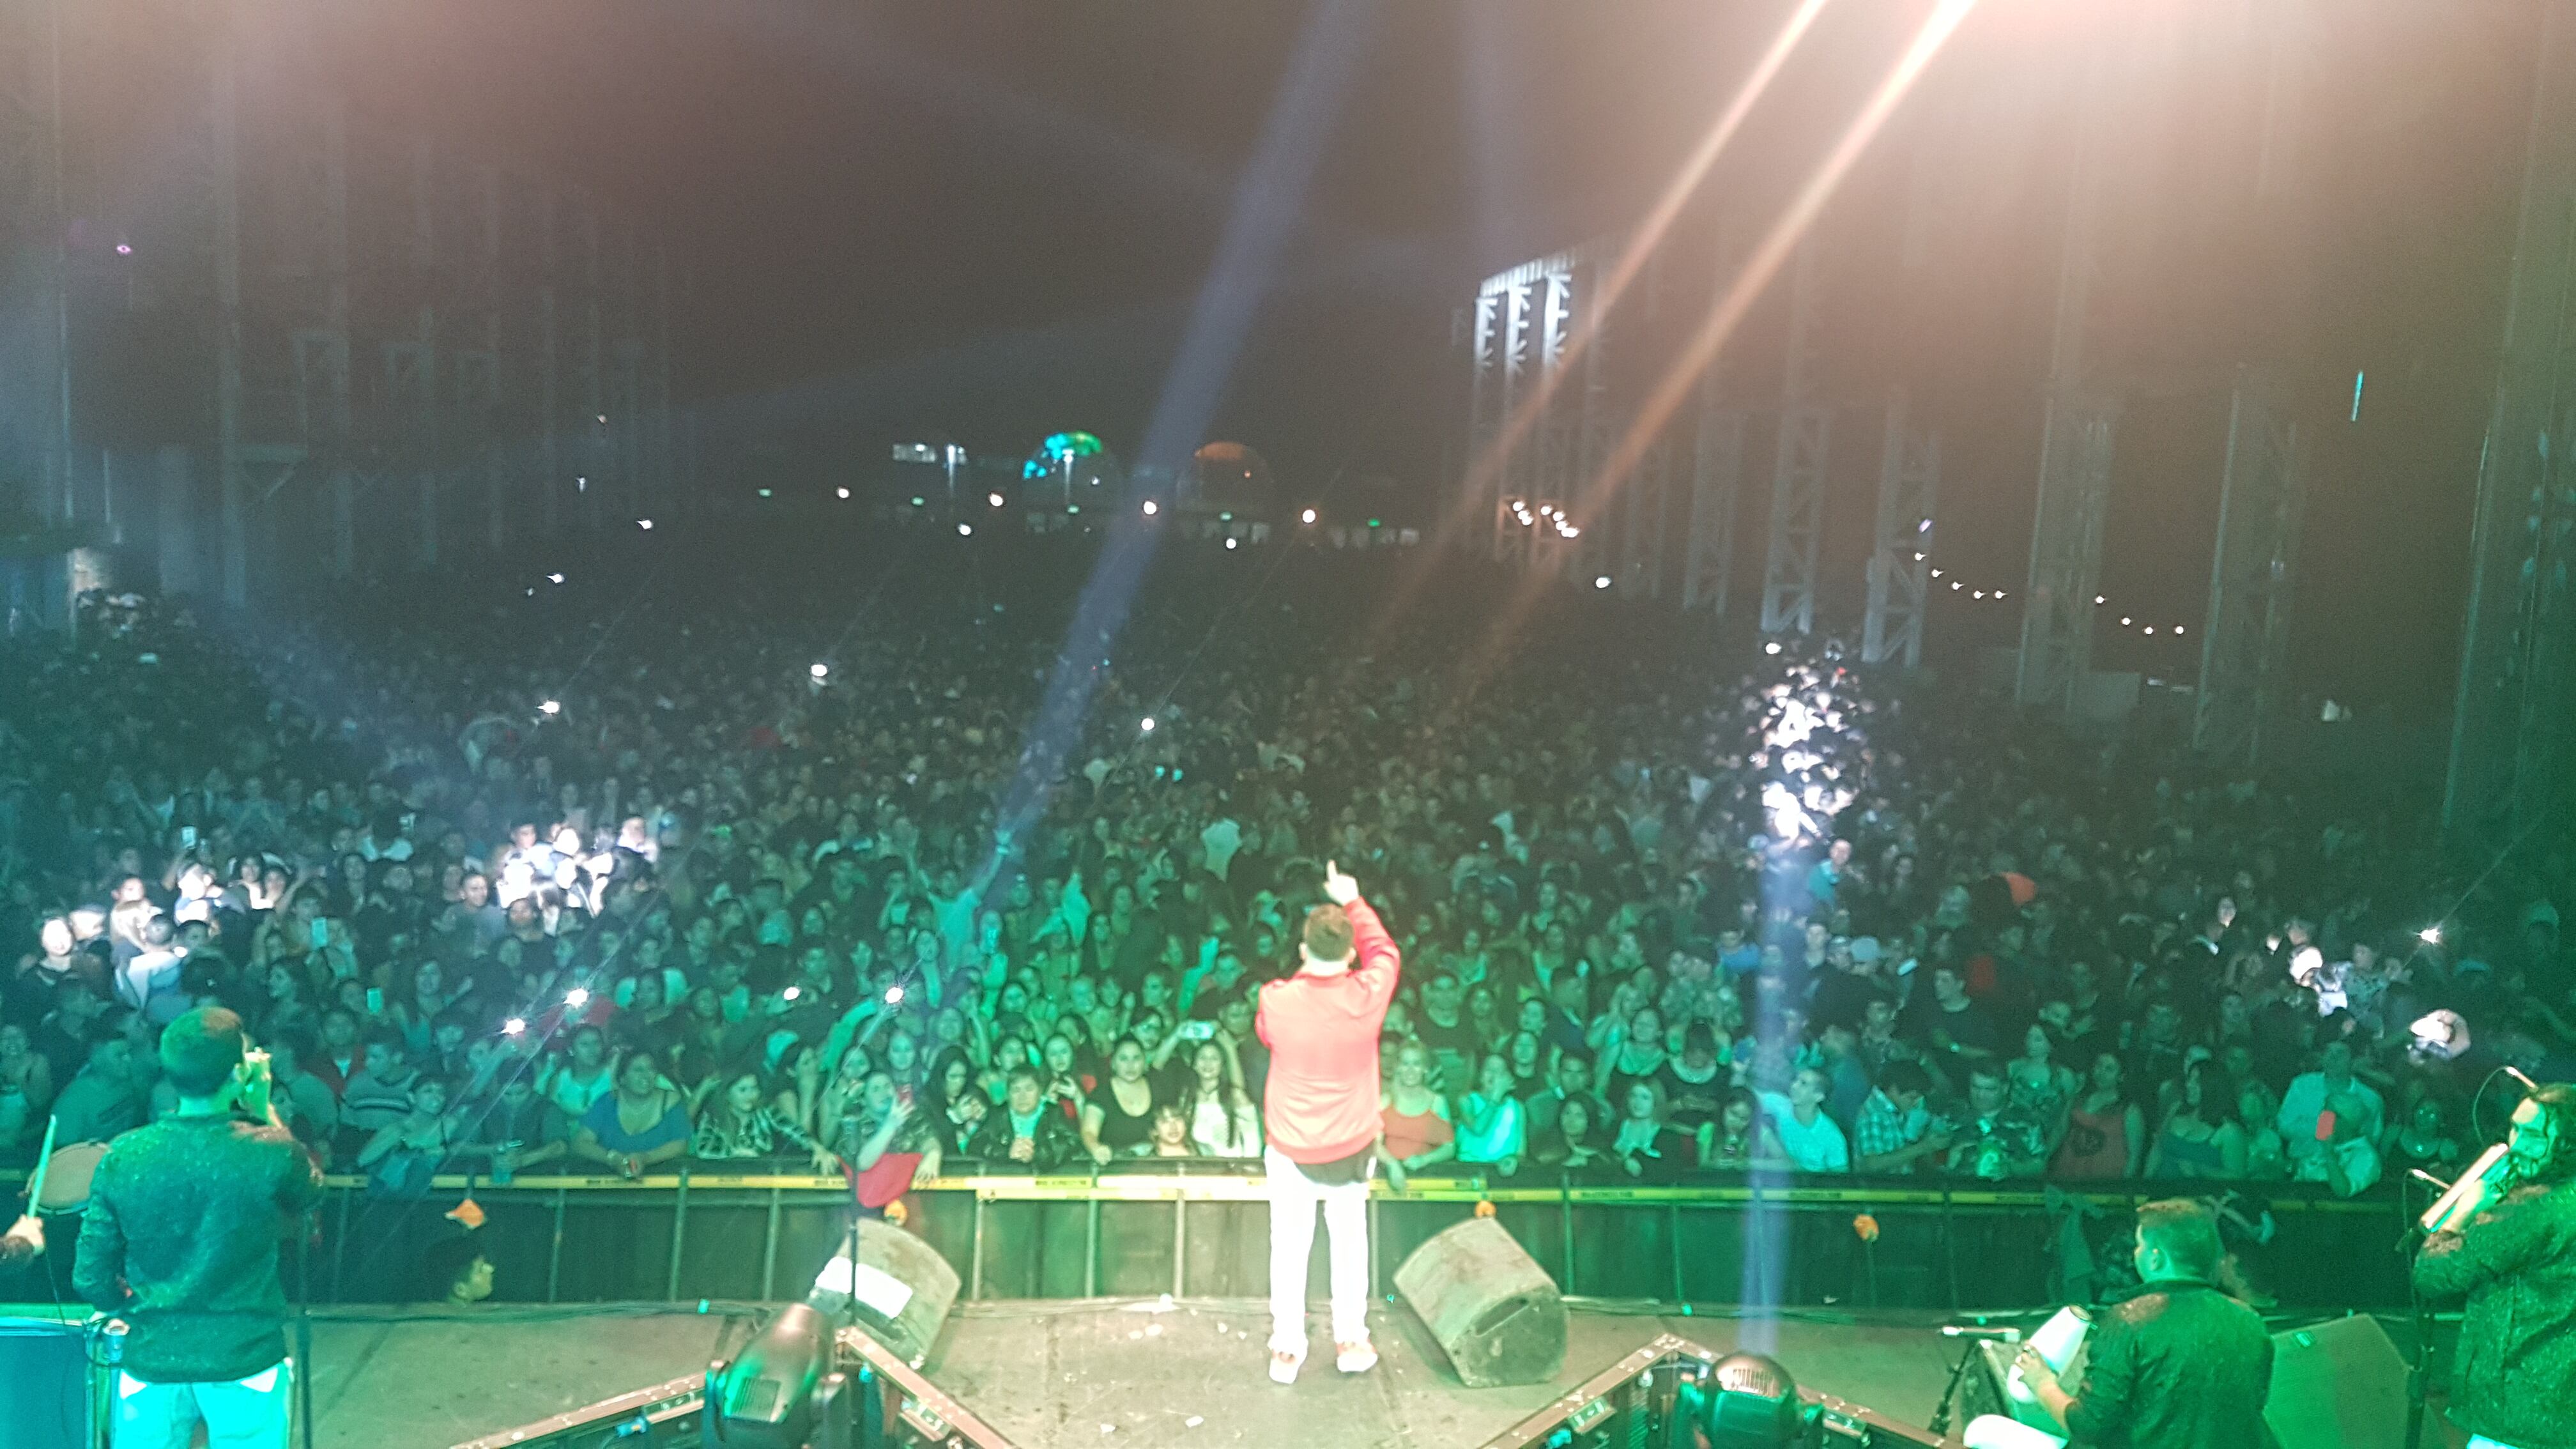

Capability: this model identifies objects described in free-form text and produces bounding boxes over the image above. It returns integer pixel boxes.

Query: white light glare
[810,663,829,680]
[783,985,802,1001]
[1595,576,1612,590]
[990,493,1006,507]
[564,987,590,1009]
[503,1017,526,1036]
[1142,500,1159,516]
[1764,640,1783,656]
[547,573,564,584]
[539,700,562,716]
[1929,568,1942,578]
[1140,716,1156,732]
[1301,508,1317,524]
[836,487,850,499]
[636,518,653,530]
[2094,595,2106,605]
[957,523,973,537]
[885,985,905,1004]
[2120,617,2133,626]
[2419,925,2443,944]
[1225,538,1239,550]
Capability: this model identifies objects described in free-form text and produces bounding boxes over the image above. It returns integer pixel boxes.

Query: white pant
[115,1361,292,1449]
[1264,1146,1371,1356]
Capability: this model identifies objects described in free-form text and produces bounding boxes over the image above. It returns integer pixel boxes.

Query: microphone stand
[1926,1337,1982,1439]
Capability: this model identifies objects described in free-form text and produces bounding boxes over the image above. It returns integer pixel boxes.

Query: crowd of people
[1,526,2570,1294]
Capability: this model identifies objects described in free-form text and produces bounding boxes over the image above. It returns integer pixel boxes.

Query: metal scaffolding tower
[0,0,72,527]
[1862,386,1939,669]
[2444,0,2576,837]
[1759,238,1829,636]
[2193,371,2304,765]
[1680,372,1745,613]
[210,39,250,606]
[2014,65,2117,712]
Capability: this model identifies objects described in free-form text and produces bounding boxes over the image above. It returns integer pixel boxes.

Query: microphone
[1940,1324,2022,1344]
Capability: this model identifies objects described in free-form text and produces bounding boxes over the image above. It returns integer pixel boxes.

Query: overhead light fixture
[1301,508,1317,524]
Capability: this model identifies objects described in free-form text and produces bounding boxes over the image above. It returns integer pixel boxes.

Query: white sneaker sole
[1269,1354,1303,1385]
[1335,1346,1377,1374]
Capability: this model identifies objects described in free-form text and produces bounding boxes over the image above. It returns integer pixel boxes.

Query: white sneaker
[1269,1348,1304,1385]
[1335,1341,1377,1374]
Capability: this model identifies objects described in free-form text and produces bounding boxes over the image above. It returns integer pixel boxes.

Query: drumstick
[24,1115,58,1211]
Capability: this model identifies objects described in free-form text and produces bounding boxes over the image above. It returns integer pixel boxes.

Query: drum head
[35,1142,109,1213]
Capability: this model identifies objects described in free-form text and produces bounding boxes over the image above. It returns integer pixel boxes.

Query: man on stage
[75,1008,323,1449]
[1257,860,1399,1384]
[2011,1199,2274,1449]
[2413,1084,2576,1449]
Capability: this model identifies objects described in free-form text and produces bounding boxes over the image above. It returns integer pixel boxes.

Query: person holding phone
[73,1008,323,1449]
[1255,861,1400,1385]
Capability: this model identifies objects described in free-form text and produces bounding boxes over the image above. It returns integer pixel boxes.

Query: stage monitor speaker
[2265,1315,2406,1449]
[824,1220,960,1370]
[1393,1216,1566,1388]
[0,1318,92,1449]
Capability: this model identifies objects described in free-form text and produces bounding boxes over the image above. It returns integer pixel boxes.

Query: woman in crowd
[2146,1059,2246,1180]
[1378,1042,1455,1187]
[1454,1052,1528,1177]
[2053,1051,2143,1180]
[1538,1095,1614,1180]
[572,1050,693,1179]
[356,1075,465,1197]
[548,1025,619,1120]
[1178,1039,1261,1159]
[693,1066,834,1169]
[1080,1036,1162,1164]
[1699,1088,1777,1172]
[2005,1022,2080,1155]
[1611,1080,1696,1183]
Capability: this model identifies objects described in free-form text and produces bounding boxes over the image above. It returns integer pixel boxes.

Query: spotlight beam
[1572,0,1977,539]
[1456,0,1978,696]
[1376,0,1830,648]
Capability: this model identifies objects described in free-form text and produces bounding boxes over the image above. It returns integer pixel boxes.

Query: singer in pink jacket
[1255,861,1399,1384]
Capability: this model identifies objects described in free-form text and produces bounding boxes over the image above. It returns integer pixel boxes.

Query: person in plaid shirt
[1855,1061,1948,1174]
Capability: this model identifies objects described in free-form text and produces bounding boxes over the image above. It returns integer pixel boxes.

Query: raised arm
[1325,860,1400,1008]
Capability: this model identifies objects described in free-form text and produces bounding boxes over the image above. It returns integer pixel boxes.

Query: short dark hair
[1880,1061,1933,1097]
[417,1233,489,1301]
[160,1006,248,1097]
[2135,1198,2225,1280]
[1006,1065,1043,1090]
[1303,904,1354,962]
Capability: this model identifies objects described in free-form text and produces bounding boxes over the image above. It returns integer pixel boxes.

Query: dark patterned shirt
[73,1114,323,1383]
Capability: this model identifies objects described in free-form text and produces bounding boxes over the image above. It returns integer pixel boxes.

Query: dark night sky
[134,3,2550,718]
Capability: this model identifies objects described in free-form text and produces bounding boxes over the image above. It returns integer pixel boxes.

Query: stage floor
[923,1298,1964,1449]
[2,1296,2449,1449]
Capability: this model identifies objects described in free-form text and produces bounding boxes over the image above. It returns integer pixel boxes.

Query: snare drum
[33,1141,109,1216]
